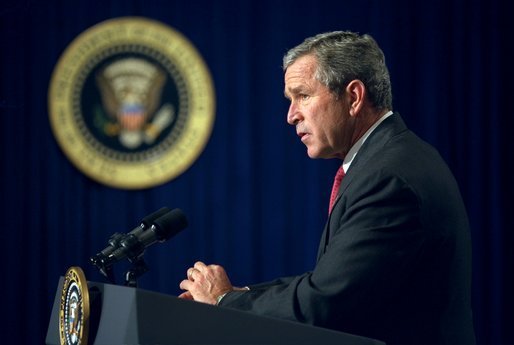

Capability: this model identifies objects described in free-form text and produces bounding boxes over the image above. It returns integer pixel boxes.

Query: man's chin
[306,148,325,159]
[307,148,339,160]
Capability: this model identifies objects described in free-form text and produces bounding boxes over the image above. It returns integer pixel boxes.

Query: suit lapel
[316,113,409,261]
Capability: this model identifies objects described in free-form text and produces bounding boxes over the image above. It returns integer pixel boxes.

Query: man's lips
[298,132,310,142]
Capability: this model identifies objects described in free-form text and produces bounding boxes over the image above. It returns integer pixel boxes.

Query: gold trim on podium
[59,267,89,345]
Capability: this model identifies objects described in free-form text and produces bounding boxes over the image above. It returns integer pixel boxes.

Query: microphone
[99,208,188,268]
[90,207,170,268]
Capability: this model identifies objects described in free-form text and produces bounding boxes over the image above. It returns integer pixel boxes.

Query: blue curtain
[1,0,511,343]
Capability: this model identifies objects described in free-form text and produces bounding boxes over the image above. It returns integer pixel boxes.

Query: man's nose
[287,103,301,125]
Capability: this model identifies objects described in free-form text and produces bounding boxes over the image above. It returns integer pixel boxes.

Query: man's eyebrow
[284,86,304,99]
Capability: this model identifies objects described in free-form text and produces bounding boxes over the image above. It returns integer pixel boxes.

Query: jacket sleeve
[219,173,432,330]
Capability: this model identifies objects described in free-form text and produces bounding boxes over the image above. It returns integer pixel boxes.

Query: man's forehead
[284,55,317,95]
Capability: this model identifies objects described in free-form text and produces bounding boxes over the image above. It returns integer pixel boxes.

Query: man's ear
[345,80,366,117]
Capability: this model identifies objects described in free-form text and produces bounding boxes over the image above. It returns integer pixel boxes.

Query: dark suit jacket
[220,114,475,345]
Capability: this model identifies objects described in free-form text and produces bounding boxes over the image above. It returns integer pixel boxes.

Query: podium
[46,278,385,344]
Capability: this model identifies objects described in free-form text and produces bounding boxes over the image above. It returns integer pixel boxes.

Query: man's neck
[342,110,393,172]
[351,108,390,145]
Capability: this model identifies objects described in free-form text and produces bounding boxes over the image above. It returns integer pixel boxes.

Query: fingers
[178,291,193,300]
[194,261,207,271]
[187,261,209,281]
[186,263,228,282]
[187,267,196,280]
[180,278,193,291]
[180,262,233,305]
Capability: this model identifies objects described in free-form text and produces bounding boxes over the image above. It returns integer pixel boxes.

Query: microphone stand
[124,257,149,288]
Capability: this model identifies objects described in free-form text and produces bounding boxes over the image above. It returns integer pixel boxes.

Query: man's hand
[179,261,234,305]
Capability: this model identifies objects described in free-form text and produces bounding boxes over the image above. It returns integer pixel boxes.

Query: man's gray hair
[283,31,392,110]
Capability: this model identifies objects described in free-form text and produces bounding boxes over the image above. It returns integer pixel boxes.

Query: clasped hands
[179,261,236,305]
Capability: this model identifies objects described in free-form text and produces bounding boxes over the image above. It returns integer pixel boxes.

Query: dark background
[1,0,512,343]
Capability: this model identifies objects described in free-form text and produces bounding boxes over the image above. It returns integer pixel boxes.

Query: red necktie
[329,166,345,214]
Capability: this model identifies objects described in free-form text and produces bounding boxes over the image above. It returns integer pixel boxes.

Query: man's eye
[300,94,309,100]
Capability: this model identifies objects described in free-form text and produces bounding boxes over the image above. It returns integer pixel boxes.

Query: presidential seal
[48,17,215,189]
[59,267,90,345]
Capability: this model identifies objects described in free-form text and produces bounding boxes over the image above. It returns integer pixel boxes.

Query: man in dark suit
[179,31,475,345]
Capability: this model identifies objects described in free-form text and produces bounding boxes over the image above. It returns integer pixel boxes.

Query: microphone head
[152,208,188,241]
[141,207,171,228]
